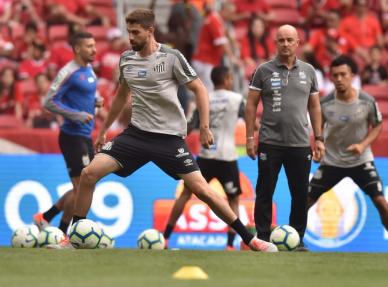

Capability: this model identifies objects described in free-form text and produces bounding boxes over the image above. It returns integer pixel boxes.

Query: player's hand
[95,131,107,152]
[199,126,214,149]
[78,112,94,123]
[246,137,257,160]
[346,143,365,156]
[313,140,325,162]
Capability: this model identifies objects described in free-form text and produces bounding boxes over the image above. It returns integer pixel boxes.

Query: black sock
[231,219,254,245]
[72,215,86,224]
[43,205,60,222]
[59,220,70,235]
[227,232,236,247]
[163,224,174,239]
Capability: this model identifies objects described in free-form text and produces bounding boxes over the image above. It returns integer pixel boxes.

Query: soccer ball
[270,225,300,251]
[98,229,115,249]
[11,225,39,248]
[69,219,102,249]
[137,229,165,250]
[38,226,65,247]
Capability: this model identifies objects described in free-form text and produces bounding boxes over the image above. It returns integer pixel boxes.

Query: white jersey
[119,44,197,137]
[191,89,245,161]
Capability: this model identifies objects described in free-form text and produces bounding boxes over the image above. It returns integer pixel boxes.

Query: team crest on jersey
[154,62,165,73]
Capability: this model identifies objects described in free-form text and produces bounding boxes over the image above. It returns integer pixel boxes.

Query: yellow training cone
[172,266,209,280]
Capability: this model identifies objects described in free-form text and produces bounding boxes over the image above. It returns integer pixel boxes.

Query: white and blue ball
[69,219,102,249]
[137,229,165,250]
[38,226,65,247]
[98,229,115,249]
[11,225,40,248]
[270,224,300,251]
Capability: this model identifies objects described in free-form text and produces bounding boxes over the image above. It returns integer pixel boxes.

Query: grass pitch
[1,248,387,287]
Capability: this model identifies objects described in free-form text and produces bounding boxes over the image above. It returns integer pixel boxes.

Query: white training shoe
[249,237,278,252]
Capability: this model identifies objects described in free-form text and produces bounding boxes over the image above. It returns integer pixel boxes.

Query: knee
[80,166,100,184]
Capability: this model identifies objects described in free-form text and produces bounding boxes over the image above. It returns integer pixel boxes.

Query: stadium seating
[48,25,69,44]
[270,9,301,26]
[87,26,110,41]
[267,0,298,9]
[363,85,388,101]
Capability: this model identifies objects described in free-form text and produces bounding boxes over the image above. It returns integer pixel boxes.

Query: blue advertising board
[0,155,387,251]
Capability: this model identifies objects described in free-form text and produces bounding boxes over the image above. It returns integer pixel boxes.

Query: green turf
[1,248,387,287]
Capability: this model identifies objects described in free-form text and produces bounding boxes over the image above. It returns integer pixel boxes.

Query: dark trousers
[255,143,311,241]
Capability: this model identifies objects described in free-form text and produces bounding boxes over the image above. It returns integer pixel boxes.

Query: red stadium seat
[89,0,113,7]
[48,25,68,44]
[0,115,25,128]
[271,9,301,26]
[363,85,388,101]
[19,79,37,95]
[87,26,110,41]
[267,0,297,9]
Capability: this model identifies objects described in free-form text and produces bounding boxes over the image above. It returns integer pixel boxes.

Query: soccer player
[163,66,245,250]
[245,25,325,251]
[66,9,277,252]
[34,32,101,238]
[308,55,388,230]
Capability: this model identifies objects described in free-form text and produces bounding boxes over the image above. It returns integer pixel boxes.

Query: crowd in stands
[1,0,388,131]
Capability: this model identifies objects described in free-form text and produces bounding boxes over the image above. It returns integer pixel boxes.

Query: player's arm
[347,122,383,156]
[347,101,383,155]
[308,93,325,161]
[245,89,261,160]
[95,82,131,151]
[43,70,93,123]
[186,78,213,148]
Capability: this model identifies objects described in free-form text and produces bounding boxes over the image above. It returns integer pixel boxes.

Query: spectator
[0,0,12,25]
[45,0,110,26]
[14,21,45,60]
[26,73,59,128]
[240,16,275,78]
[47,23,82,78]
[0,67,23,121]
[167,0,202,63]
[19,40,48,80]
[339,0,383,50]
[299,0,339,29]
[232,0,273,30]
[361,45,388,85]
[191,2,236,91]
[304,10,356,75]
[94,28,125,81]
[12,0,44,27]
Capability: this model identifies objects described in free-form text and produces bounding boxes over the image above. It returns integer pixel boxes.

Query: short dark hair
[211,66,230,86]
[70,32,94,49]
[125,9,155,28]
[330,55,358,74]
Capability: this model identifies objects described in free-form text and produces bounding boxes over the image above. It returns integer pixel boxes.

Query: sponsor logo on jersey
[137,70,147,78]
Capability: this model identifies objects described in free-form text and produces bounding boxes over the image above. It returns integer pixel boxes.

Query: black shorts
[59,131,94,178]
[197,157,242,198]
[309,162,383,200]
[99,125,199,180]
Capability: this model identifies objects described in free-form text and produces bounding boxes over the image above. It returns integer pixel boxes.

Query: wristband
[246,136,254,140]
[315,136,324,142]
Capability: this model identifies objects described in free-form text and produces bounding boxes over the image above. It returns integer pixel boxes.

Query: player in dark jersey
[33,32,102,242]
[163,66,245,250]
[309,55,388,230]
[65,9,277,252]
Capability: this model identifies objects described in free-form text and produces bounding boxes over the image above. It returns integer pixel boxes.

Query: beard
[130,41,145,51]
